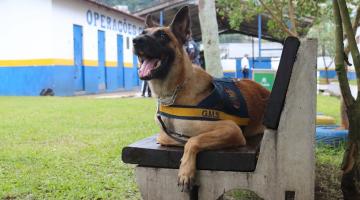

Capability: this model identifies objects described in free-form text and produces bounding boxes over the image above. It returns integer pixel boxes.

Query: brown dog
[133,6,270,191]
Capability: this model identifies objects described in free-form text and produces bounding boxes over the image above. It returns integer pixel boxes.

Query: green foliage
[217,0,261,31]
[216,0,327,38]
[307,0,359,58]
[307,21,336,58]
[219,34,252,43]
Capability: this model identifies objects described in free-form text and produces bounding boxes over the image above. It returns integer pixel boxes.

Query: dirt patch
[315,162,343,200]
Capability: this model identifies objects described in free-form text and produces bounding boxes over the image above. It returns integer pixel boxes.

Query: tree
[308,21,336,84]
[333,0,360,198]
[339,4,360,130]
[199,0,223,77]
[218,0,360,199]
[308,2,359,130]
[216,0,326,39]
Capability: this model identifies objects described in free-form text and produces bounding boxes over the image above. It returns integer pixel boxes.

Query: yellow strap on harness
[158,104,250,126]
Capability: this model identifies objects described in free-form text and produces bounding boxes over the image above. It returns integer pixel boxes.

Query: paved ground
[318,83,358,97]
[83,89,150,99]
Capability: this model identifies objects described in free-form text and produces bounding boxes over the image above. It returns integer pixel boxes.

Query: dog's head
[133,6,191,80]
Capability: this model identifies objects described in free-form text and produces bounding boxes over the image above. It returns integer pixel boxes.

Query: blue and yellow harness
[157,78,249,143]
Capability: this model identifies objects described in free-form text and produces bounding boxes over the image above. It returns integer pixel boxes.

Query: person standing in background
[141,81,151,97]
[185,36,201,66]
[241,54,250,78]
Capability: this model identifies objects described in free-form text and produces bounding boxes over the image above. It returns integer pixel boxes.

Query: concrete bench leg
[136,167,189,200]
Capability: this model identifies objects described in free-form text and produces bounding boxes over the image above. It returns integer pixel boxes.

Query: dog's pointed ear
[170,6,191,45]
[145,15,155,28]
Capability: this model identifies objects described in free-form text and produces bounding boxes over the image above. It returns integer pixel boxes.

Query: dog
[133,6,270,191]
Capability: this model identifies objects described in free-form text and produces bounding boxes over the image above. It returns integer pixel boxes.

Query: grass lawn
[319,78,357,86]
[0,95,345,199]
[0,97,158,199]
[317,95,341,123]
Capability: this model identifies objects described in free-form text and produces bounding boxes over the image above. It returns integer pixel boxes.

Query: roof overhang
[132,0,284,43]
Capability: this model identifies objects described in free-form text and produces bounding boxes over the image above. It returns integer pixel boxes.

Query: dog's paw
[177,166,195,192]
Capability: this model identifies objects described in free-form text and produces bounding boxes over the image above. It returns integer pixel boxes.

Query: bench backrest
[263,37,300,130]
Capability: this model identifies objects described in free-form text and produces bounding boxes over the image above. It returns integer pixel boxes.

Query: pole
[160,10,164,26]
[258,14,262,59]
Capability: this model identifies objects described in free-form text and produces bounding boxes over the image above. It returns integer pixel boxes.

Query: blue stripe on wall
[117,35,124,88]
[319,70,356,80]
[84,66,99,94]
[98,30,106,91]
[53,66,77,96]
[236,59,253,79]
[133,55,139,87]
[124,67,133,90]
[236,59,242,78]
[223,72,236,78]
[250,57,271,69]
[73,25,85,91]
[0,66,75,96]
[105,67,118,92]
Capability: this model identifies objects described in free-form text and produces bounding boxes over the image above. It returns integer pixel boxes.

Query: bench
[122,37,317,200]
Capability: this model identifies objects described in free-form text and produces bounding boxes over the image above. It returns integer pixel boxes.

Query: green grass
[316,95,344,200]
[0,95,346,199]
[316,94,344,167]
[0,97,158,200]
[317,95,341,123]
[349,80,357,86]
[319,78,357,86]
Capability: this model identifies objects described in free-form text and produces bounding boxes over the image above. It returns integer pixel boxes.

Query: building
[0,0,144,96]
[219,41,282,79]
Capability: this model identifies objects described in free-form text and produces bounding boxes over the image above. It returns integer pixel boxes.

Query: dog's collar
[157,82,185,106]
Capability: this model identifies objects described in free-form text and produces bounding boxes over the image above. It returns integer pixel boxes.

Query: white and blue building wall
[0,0,144,96]
[220,41,358,81]
[221,58,277,79]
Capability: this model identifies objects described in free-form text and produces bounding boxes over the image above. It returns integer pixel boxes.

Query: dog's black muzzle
[133,35,162,59]
[133,34,175,80]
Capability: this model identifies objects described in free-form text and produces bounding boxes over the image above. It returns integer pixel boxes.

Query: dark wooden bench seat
[122,134,263,172]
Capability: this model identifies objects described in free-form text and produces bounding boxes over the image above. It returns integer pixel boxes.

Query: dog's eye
[155,30,169,42]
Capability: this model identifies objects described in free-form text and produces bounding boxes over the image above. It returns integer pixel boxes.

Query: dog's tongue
[139,58,159,78]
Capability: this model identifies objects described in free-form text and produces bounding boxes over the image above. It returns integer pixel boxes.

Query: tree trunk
[341,97,350,129]
[341,104,360,200]
[334,0,360,199]
[198,0,223,77]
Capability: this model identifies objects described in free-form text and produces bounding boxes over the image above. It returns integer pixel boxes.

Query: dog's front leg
[178,120,246,191]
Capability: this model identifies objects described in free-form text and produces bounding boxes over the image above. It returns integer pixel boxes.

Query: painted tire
[316,115,336,125]
[316,126,348,147]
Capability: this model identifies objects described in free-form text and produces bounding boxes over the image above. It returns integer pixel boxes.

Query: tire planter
[316,125,348,147]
